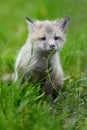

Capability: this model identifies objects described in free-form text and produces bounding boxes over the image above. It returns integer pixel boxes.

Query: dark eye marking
[54,36,60,40]
[40,36,46,41]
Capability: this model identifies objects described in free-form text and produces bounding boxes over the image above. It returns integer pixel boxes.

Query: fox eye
[54,36,60,40]
[40,36,46,41]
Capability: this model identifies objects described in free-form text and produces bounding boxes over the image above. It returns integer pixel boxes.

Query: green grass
[0,0,87,129]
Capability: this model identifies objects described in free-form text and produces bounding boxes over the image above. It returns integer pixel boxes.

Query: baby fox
[3,16,70,100]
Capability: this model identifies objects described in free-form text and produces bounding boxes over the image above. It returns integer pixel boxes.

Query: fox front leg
[50,53,63,89]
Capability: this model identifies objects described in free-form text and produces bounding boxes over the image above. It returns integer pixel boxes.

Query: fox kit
[3,16,70,100]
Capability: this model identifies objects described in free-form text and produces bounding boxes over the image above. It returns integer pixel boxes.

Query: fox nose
[50,45,55,49]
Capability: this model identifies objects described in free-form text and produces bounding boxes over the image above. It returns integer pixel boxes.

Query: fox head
[26,16,70,53]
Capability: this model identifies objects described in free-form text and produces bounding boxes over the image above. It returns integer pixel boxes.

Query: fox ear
[55,16,70,33]
[25,16,36,32]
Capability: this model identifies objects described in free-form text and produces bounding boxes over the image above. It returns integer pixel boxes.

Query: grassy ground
[0,0,87,129]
